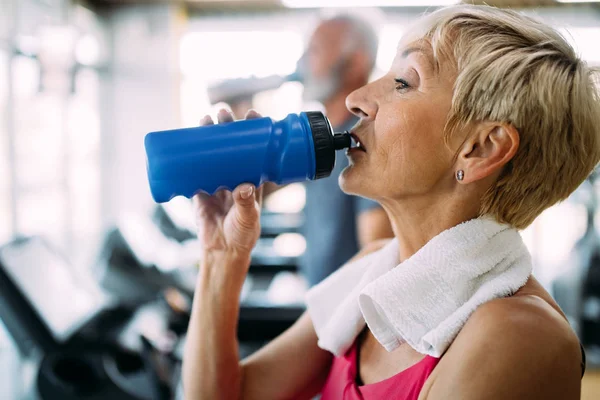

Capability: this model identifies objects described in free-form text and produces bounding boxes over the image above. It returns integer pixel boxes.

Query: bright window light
[376,25,404,72]
[273,233,307,257]
[75,34,101,66]
[264,183,306,213]
[162,197,196,233]
[558,27,600,64]
[180,30,303,125]
[180,31,303,80]
[283,0,459,7]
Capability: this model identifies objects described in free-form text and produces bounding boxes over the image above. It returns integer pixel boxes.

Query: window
[0,49,11,244]
[2,29,103,265]
[67,67,101,263]
[12,54,68,248]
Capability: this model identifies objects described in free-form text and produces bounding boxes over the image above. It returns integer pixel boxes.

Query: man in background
[211,14,394,286]
[298,14,393,286]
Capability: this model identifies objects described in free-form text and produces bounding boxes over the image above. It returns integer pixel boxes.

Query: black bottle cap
[305,111,338,180]
[333,132,351,150]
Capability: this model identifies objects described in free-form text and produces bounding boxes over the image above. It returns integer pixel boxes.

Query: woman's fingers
[199,114,214,126]
[215,190,228,202]
[217,109,234,124]
[244,110,263,207]
[230,184,260,236]
[215,189,232,211]
[245,109,262,120]
[204,108,259,125]
[193,110,263,253]
[193,192,216,220]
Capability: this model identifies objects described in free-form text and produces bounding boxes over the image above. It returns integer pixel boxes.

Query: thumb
[232,183,259,230]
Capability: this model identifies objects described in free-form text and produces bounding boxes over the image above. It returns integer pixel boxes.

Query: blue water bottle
[144,111,352,203]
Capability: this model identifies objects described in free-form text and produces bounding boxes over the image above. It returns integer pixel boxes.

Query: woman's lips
[350,133,366,152]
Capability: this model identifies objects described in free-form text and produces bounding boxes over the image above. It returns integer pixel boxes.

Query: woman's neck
[381,193,481,262]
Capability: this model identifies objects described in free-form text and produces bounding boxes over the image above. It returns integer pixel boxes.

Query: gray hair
[407,4,600,229]
[327,14,380,72]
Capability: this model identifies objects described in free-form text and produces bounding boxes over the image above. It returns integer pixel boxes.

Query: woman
[183,5,600,400]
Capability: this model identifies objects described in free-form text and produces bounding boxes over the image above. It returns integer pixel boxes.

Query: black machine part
[0,237,177,400]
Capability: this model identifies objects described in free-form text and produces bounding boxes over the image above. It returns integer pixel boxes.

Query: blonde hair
[405,5,600,229]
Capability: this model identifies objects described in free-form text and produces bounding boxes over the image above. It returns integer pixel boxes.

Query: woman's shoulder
[459,278,580,365]
[464,277,576,345]
[422,278,582,399]
[467,290,578,353]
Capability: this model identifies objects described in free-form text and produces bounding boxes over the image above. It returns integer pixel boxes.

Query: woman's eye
[395,78,410,91]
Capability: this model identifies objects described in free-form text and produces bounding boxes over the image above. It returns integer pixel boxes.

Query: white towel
[305,217,532,358]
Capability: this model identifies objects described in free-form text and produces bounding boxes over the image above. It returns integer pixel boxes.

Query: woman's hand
[192,109,263,265]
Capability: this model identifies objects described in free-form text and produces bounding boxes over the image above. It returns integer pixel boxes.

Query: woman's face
[340,40,459,202]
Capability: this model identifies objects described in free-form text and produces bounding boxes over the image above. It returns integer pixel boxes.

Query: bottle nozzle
[333,131,352,150]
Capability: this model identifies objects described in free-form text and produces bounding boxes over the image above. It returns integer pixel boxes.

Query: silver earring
[456,170,464,181]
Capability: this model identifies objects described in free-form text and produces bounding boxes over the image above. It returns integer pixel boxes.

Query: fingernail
[240,184,254,199]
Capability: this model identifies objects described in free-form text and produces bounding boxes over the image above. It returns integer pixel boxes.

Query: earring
[456,170,464,182]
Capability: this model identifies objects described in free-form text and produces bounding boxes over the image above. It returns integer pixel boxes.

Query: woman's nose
[346,82,378,121]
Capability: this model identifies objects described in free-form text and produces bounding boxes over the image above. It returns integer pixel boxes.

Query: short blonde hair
[405,5,600,229]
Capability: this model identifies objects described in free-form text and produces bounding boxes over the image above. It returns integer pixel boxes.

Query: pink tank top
[320,341,440,400]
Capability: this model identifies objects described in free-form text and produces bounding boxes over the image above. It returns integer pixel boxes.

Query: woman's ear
[456,122,519,184]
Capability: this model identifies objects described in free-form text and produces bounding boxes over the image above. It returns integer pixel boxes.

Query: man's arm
[422,296,582,400]
[355,199,394,248]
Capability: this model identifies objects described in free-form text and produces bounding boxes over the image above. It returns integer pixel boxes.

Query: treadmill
[0,236,173,400]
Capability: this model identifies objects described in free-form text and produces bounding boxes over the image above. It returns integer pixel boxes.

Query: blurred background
[0,0,599,399]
